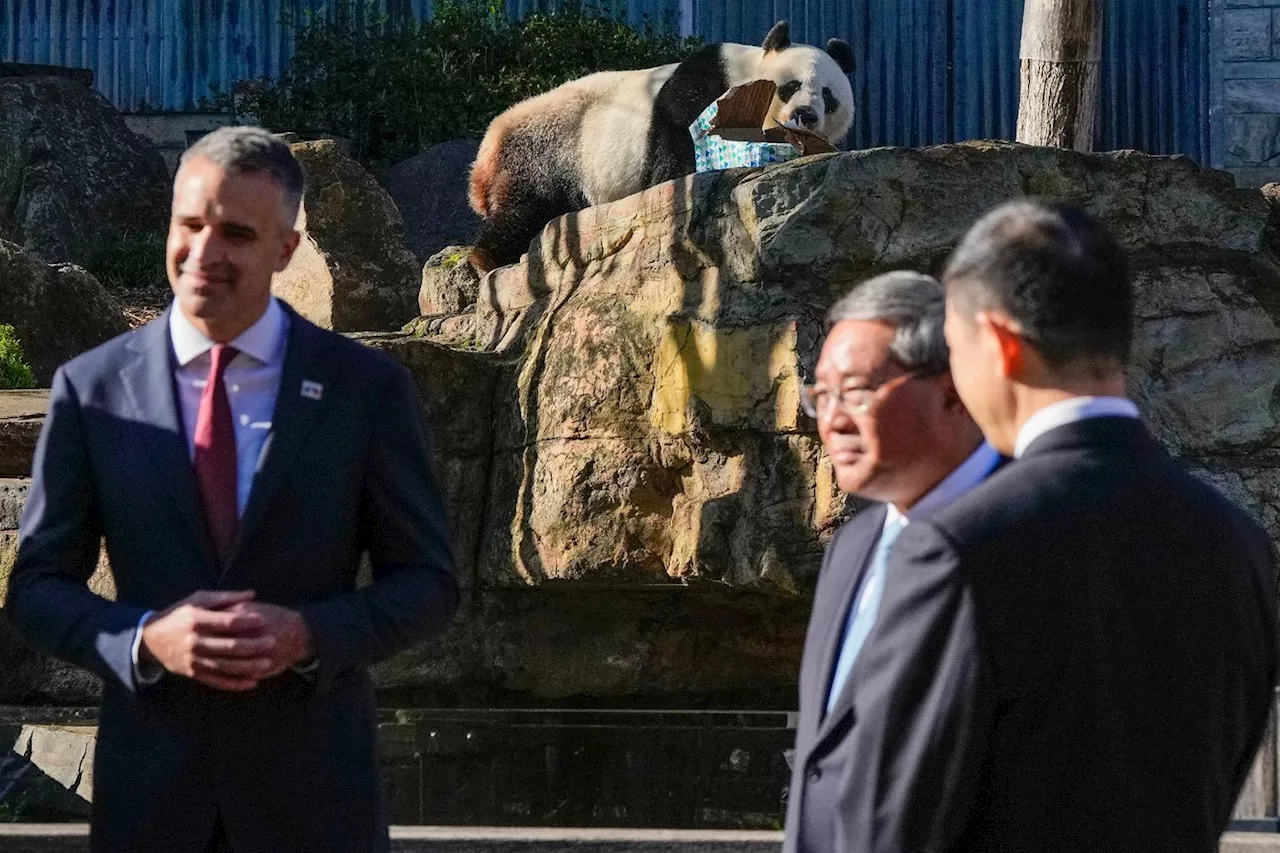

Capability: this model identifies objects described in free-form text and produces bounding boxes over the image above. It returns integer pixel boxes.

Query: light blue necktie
[825,514,908,715]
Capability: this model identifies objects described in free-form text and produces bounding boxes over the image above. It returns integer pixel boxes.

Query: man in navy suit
[840,200,1278,851]
[784,271,1001,853]
[5,126,458,851]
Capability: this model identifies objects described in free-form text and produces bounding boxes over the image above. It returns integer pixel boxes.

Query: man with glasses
[837,200,1278,851]
[784,271,1001,853]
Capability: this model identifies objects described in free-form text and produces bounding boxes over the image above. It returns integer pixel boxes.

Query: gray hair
[825,271,949,375]
[180,126,305,226]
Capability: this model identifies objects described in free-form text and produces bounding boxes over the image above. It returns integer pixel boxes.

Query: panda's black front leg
[643,118,699,189]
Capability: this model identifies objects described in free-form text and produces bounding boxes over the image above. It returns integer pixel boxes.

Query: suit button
[808,767,821,782]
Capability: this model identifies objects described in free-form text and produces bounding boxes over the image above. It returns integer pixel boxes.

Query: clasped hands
[139,590,315,691]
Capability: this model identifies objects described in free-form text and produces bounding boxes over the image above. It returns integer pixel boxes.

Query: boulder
[0,76,169,264]
[0,391,46,478]
[401,312,479,350]
[7,142,1280,708]
[354,332,504,591]
[418,246,481,316]
[0,240,129,385]
[0,63,93,88]
[1,479,27,530]
[378,140,482,263]
[272,140,419,332]
[375,141,1280,701]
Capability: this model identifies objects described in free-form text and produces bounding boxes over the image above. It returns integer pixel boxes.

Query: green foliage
[229,0,702,167]
[82,232,168,292]
[0,324,36,390]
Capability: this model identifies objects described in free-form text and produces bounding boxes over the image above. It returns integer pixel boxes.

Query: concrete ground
[0,825,780,852]
[0,826,1277,852]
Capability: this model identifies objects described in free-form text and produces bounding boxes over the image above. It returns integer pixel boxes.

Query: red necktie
[194,344,239,559]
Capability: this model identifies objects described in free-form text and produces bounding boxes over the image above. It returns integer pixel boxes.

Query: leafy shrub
[225,0,702,167]
[82,232,168,292]
[0,324,36,390]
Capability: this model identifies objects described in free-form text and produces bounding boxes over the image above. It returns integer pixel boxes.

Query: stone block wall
[1215,0,1280,185]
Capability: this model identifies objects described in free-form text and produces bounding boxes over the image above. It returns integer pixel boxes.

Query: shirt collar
[885,440,1001,528]
[169,297,288,368]
[1013,396,1140,458]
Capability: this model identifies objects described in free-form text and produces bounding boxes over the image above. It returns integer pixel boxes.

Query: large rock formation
[4,142,1280,710]
[418,245,481,316]
[367,142,1280,704]
[0,240,130,385]
[378,140,483,264]
[0,76,169,264]
[272,140,420,332]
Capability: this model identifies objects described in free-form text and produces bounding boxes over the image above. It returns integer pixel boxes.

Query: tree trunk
[1016,0,1102,151]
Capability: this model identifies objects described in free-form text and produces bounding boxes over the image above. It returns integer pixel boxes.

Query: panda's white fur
[468,22,855,270]
[574,68,675,205]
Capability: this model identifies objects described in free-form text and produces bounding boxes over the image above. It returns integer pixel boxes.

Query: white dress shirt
[132,298,293,684]
[1013,396,1140,458]
[169,296,289,514]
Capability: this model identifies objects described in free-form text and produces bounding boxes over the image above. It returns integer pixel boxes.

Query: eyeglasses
[799,371,919,419]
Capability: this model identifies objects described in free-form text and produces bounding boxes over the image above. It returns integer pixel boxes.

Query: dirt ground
[115,284,171,329]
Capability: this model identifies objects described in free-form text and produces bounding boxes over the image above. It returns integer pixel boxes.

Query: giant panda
[467,21,855,271]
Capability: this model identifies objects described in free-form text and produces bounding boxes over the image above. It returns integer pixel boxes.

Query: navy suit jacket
[5,303,459,852]
[838,418,1278,852]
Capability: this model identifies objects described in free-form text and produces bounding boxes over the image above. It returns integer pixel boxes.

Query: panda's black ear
[827,38,855,74]
[763,21,791,52]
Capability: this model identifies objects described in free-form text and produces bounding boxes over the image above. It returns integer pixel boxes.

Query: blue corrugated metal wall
[0,0,1210,162]
[1,0,432,110]
[684,0,1209,160]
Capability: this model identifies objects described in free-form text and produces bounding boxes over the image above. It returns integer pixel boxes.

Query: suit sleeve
[5,367,149,691]
[298,361,459,692]
[843,519,992,853]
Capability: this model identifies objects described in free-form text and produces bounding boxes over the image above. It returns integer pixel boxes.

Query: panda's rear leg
[469,187,580,273]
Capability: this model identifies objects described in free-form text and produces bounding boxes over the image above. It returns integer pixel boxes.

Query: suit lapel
[225,307,335,571]
[811,450,1013,747]
[120,309,217,574]
[807,505,886,747]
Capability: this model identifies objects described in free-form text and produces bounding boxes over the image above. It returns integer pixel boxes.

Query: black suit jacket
[838,416,1279,853]
[6,304,459,852]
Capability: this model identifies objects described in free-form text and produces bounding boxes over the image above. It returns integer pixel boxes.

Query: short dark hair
[180,126,305,226]
[942,199,1133,369]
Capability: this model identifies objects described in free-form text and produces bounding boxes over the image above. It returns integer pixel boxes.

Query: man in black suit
[6,127,458,851]
[784,271,1001,853]
[842,199,1279,851]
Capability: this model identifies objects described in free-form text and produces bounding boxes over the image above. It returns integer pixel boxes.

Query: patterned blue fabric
[688,100,800,172]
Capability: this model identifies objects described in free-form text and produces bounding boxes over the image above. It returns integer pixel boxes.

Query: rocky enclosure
[271,140,421,333]
[5,142,1280,709]
[376,141,1280,703]
[0,75,169,264]
[0,239,129,385]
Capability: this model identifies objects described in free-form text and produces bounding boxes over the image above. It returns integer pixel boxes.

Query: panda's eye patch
[778,80,802,102]
[823,87,839,115]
